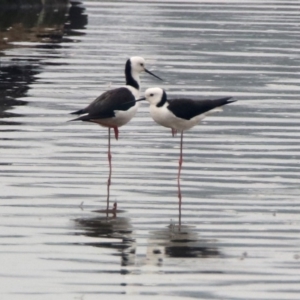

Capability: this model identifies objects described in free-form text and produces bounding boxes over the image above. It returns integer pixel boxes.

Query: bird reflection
[74,214,136,267]
[146,223,220,265]
[178,187,182,227]
[145,196,220,263]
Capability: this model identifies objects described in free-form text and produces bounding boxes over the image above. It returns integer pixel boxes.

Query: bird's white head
[125,57,162,91]
[144,87,166,106]
[129,56,147,73]
[127,57,162,80]
[124,57,147,91]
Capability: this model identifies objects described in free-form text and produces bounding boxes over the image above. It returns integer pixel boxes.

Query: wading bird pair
[70,57,235,213]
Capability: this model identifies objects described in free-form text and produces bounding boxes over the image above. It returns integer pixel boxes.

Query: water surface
[1,1,300,299]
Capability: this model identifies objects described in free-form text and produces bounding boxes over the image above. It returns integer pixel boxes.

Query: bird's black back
[71,87,136,121]
[167,97,234,120]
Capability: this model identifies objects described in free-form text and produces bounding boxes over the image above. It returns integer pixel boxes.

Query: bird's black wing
[167,97,234,120]
[70,87,136,120]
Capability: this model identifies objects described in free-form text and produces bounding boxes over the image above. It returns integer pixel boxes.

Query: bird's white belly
[111,85,139,126]
[96,103,139,128]
[150,105,206,131]
[114,103,139,126]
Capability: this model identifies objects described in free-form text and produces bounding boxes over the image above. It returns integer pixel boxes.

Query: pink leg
[177,131,183,220]
[172,128,177,137]
[107,127,112,212]
[113,127,119,140]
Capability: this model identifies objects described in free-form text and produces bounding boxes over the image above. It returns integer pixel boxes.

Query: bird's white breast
[124,85,140,99]
[113,85,139,127]
[114,103,139,127]
[149,104,214,132]
[94,85,140,128]
[150,104,175,128]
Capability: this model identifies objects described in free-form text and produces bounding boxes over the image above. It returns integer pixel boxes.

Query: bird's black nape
[125,59,139,90]
[157,89,167,107]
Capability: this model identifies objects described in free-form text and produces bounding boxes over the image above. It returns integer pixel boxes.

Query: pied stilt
[135,87,236,212]
[70,57,162,211]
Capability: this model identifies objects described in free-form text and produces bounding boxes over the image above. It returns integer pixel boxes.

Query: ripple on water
[1,0,300,299]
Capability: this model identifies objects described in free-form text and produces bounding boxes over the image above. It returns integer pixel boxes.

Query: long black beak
[145,68,163,81]
[122,96,146,106]
[135,96,146,102]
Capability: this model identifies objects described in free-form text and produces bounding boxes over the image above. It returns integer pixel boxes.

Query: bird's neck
[125,61,140,90]
[127,70,140,90]
[156,90,167,107]
[125,85,140,98]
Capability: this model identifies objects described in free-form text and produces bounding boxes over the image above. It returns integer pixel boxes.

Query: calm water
[1,1,300,299]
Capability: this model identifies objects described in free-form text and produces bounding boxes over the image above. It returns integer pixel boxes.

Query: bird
[69,57,162,211]
[135,87,236,211]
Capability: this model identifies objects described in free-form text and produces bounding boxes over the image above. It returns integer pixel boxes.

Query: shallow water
[1,1,300,299]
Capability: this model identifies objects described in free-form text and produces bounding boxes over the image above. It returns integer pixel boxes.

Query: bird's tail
[70,108,87,115]
[204,97,236,116]
[213,97,236,109]
[216,97,236,105]
[68,114,91,122]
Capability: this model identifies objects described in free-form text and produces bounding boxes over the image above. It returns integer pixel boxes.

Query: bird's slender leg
[172,128,177,137]
[106,127,112,213]
[177,131,183,221]
[113,127,119,140]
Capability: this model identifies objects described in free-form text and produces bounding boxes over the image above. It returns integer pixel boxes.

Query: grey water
[1,0,300,299]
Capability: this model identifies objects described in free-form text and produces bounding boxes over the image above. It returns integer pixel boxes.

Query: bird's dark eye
[150,93,154,96]
[140,63,144,66]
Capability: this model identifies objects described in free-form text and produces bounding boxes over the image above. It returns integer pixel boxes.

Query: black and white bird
[135,87,236,208]
[69,57,162,210]
[70,57,162,139]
